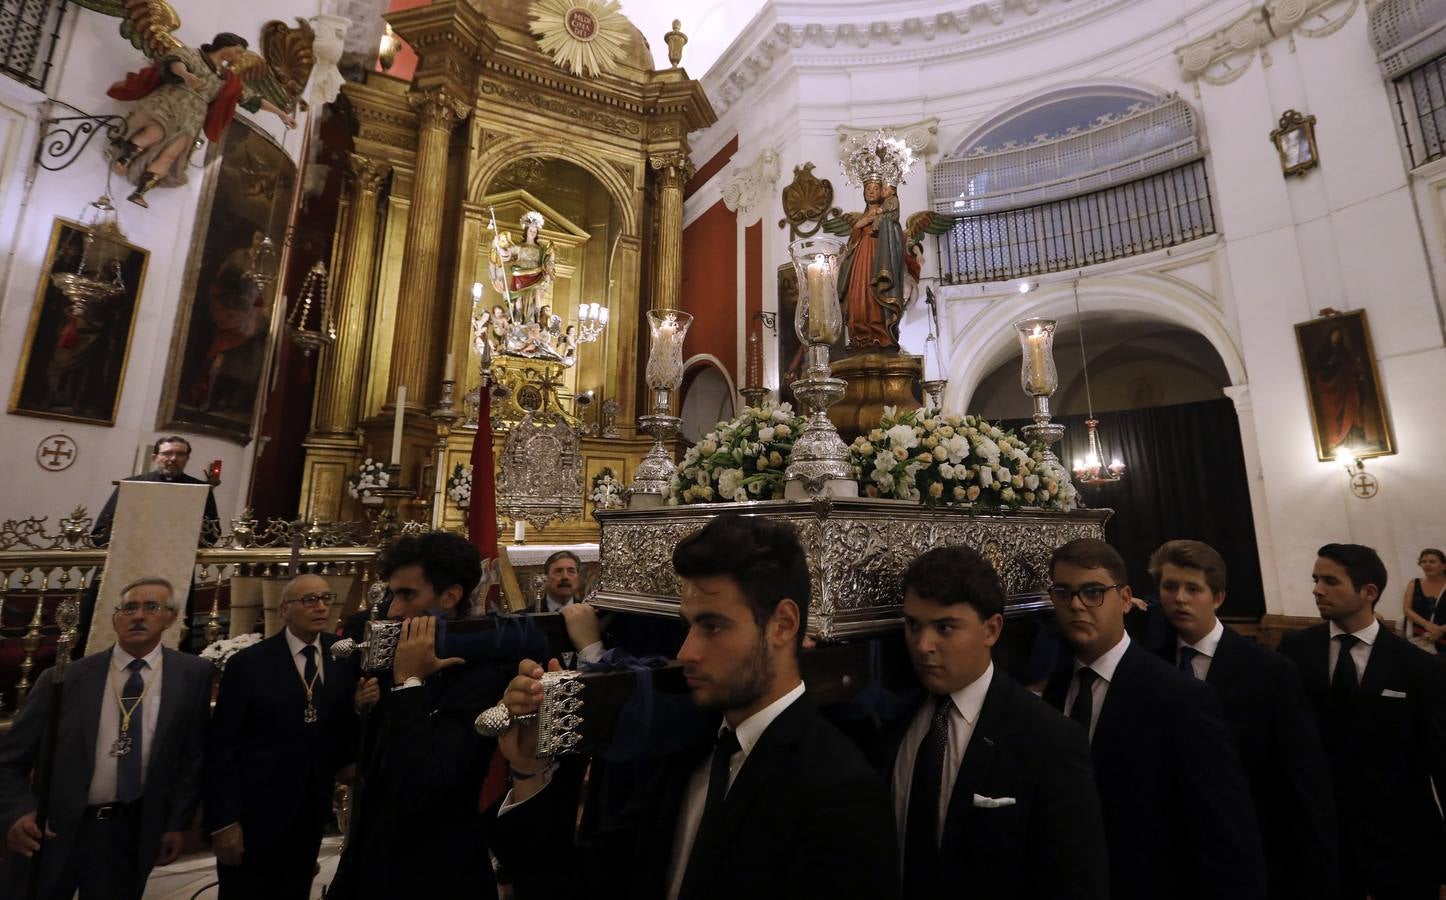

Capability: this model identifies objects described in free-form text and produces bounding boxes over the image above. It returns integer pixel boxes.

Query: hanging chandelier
[1069,281,1125,486]
[245,189,281,288]
[51,193,127,319]
[286,261,336,355]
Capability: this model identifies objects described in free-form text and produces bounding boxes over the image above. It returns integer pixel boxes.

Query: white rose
[758,426,776,442]
[885,423,920,449]
[1024,474,1040,491]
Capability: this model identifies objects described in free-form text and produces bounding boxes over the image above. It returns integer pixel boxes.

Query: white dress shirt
[1176,618,1224,680]
[88,644,164,804]
[1063,632,1131,742]
[665,681,807,900]
[284,628,325,684]
[891,662,993,845]
[1327,617,1379,681]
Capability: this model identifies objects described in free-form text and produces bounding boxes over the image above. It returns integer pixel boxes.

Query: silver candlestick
[784,237,856,499]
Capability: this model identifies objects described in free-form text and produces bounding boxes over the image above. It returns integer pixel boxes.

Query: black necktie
[302,644,318,684]
[1332,634,1360,700]
[903,695,952,895]
[1069,668,1098,736]
[1178,646,1199,675]
[680,729,741,893]
[117,659,146,803]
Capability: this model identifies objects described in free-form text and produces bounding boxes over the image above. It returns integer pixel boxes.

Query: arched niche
[680,356,737,443]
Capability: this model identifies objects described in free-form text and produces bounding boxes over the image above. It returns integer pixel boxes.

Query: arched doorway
[680,358,736,443]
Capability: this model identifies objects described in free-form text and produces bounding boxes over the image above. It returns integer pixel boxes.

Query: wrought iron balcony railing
[0,0,67,92]
[934,157,1217,285]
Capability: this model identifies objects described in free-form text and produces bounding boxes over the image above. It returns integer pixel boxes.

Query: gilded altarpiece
[299,0,714,541]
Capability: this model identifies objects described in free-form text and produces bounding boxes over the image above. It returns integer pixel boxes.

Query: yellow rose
[928,482,944,498]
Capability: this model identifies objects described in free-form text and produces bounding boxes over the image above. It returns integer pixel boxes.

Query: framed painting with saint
[8,218,150,426]
[1295,309,1394,461]
[157,116,296,442]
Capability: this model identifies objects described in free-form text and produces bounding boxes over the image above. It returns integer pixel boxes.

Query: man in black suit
[1277,542,1446,900]
[327,531,544,900]
[493,513,898,900]
[204,573,360,899]
[0,577,214,899]
[1149,539,1337,900]
[1042,538,1266,900]
[891,546,1106,900]
[91,436,219,545]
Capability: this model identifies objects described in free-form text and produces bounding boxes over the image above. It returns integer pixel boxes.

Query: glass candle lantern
[788,236,844,347]
[1014,317,1059,397]
[645,309,693,391]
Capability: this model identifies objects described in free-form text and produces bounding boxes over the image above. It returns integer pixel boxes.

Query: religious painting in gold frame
[157,116,296,443]
[1294,309,1394,461]
[8,217,150,426]
[1271,109,1319,178]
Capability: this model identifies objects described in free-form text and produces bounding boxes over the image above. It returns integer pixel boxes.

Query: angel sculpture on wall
[102,2,304,208]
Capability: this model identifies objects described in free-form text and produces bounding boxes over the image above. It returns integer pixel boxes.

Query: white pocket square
[1380,689,1408,699]
[972,794,1016,808]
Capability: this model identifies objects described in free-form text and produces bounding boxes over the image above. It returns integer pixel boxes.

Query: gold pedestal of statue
[828,352,923,442]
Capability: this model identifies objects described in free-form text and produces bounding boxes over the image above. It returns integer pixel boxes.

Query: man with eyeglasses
[91,436,219,547]
[1148,540,1337,900]
[1040,539,1265,900]
[0,577,213,899]
[204,573,360,899]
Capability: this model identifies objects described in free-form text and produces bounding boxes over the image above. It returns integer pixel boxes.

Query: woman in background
[1401,548,1446,653]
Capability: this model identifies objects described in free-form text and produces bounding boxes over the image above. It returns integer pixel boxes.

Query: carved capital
[649,152,694,190]
[410,87,470,133]
[348,154,392,195]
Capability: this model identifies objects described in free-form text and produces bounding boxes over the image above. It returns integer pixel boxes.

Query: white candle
[1026,327,1050,392]
[514,520,525,543]
[471,282,483,302]
[444,352,455,382]
[805,255,831,343]
[390,385,406,465]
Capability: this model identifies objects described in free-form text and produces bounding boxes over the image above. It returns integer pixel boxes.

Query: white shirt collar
[544,594,574,613]
[1075,632,1131,683]
[1178,617,1225,658]
[729,680,806,756]
[1328,617,1380,645]
[945,662,993,726]
[111,642,163,672]
[284,627,323,658]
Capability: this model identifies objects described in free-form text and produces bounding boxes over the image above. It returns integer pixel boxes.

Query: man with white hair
[0,577,213,899]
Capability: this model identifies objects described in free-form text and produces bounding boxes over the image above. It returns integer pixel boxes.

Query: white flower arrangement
[590,467,625,509]
[668,401,807,505]
[446,463,473,508]
[848,407,1079,511]
[199,632,262,671]
[347,458,391,500]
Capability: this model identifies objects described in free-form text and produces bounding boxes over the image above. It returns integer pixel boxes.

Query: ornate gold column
[314,153,390,434]
[386,87,468,405]
[650,152,692,310]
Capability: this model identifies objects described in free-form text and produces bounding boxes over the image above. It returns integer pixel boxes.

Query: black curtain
[1003,398,1265,619]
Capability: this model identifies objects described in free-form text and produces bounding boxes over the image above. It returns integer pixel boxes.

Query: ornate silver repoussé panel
[589,498,1111,640]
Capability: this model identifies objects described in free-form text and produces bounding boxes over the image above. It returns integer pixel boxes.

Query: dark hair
[202,32,249,53]
[153,435,192,455]
[1049,538,1128,586]
[903,546,1005,620]
[1318,543,1388,598]
[379,531,482,617]
[544,550,581,573]
[1419,548,1445,565]
[671,513,810,647]
[1148,540,1227,595]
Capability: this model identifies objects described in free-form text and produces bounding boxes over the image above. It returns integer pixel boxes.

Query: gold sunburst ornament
[530,0,630,78]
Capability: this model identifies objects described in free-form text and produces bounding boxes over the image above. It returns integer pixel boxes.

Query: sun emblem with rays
[529,0,631,78]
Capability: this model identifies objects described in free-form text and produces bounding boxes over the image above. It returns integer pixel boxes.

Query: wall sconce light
[1017,280,1038,294]
[1335,447,1379,499]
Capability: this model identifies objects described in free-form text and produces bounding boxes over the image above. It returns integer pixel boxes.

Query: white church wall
[0,2,327,531]
[696,0,1446,616]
